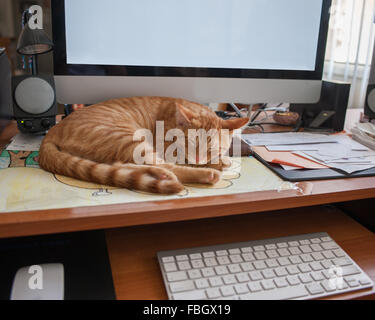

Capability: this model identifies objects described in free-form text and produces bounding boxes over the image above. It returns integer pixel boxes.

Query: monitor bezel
[52,0,331,80]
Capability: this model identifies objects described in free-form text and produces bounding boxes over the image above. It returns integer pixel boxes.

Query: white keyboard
[157,232,373,300]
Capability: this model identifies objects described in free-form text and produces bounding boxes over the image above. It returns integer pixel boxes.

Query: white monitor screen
[64,0,323,71]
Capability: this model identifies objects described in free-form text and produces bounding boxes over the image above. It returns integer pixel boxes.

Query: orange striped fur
[39,97,249,194]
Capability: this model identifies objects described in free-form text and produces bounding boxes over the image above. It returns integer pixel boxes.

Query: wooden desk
[0,111,375,238]
[1,110,375,300]
[106,205,375,300]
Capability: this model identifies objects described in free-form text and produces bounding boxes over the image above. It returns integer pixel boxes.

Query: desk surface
[0,110,375,238]
[106,206,375,300]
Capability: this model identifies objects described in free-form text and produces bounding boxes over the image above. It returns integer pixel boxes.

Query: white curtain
[324,0,375,109]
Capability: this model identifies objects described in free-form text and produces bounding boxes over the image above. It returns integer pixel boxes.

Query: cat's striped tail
[38,141,184,194]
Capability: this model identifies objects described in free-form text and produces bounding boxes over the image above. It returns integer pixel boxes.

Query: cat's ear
[221,117,250,131]
[175,103,194,128]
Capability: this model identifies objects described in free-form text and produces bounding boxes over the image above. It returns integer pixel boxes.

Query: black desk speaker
[364,37,375,119]
[290,80,350,132]
[12,74,57,133]
[0,49,13,121]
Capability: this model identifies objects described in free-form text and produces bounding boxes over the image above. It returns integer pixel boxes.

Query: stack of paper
[243,132,375,174]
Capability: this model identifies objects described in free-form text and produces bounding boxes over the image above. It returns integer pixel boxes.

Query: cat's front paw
[146,167,184,194]
[198,168,222,185]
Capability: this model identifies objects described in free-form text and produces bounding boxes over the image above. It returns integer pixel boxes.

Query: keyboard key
[249,271,263,281]
[332,249,345,257]
[321,260,333,269]
[277,248,290,257]
[265,259,279,268]
[277,242,288,248]
[289,247,302,255]
[286,275,300,286]
[167,271,188,282]
[220,286,235,297]
[310,244,323,252]
[206,288,221,299]
[209,277,224,287]
[230,255,243,263]
[261,279,275,290]
[215,266,229,275]
[253,245,265,251]
[240,262,254,272]
[177,261,191,270]
[201,267,215,277]
[216,250,228,256]
[242,253,255,262]
[322,250,335,259]
[311,238,322,244]
[311,252,324,261]
[277,257,290,266]
[262,269,276,279]
[240,285,309,300]
[300,240,311,245]
[236,273,250,283]
[254,252,267,260]
[275,267,288,277]
[253,261,267,270]
[300,245,312,253]
[300,254,313,263]
[321,237,331,242]
[203,251,215,258]
[170,280,195,293]
[204,257,218,267]
[241,246,253,253]
[191,259,205,268]
[332,257,352,267]
[234,283,249,294]
[358,277,372,285]
[265,244,277,250]
[305,283,324,295]
[321,280,336,292]
[298,274,312,284]
[187,269,202,279]
[286,265,299,275]
[321,242,339,250]
[217,256,231,265]
[297,264,311,273]
[228,264,242,274]
[162,256,175,263]
[164,262,177,272]
[248,281,262,292]
[347,279,360,288]
[229,248,241,255]
[223,274,237,285]
[266,250,279,258]
[288,241,299,247]
[310,262,323,271]
[195,278,209,289]
[189,253,202,260]
[311,271,325,281]
[173,290,206,300]
[289,256,302,264]
[274,277,288,288]
[176,255,189,261]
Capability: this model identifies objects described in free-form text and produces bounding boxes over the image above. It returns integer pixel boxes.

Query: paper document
[6,133,45,152]
[243,132,338,146]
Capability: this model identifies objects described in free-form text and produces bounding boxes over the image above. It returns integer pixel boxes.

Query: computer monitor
[51,0,331,105]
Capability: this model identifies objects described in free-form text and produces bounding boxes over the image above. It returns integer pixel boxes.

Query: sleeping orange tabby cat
[39,97,249,194]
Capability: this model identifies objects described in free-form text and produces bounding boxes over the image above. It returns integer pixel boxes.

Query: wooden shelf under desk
[106,205,375,300]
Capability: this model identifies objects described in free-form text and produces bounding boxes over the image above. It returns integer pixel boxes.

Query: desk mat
[0,151,294,213]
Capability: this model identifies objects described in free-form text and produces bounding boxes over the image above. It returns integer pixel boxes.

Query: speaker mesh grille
[15,77,55,114]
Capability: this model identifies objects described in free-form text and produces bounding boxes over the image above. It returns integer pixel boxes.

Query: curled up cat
[39,97,249,194]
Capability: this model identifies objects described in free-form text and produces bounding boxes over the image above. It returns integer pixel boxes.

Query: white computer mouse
[10,263,64,300]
